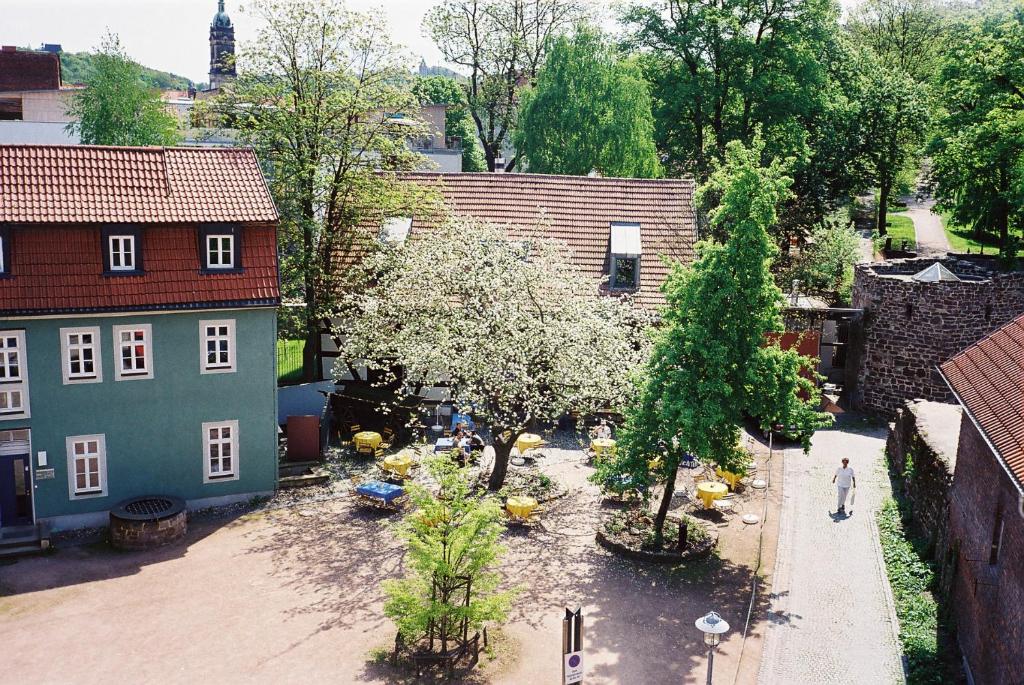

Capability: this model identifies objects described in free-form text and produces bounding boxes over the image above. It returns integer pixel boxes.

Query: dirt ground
[0,436,784,684]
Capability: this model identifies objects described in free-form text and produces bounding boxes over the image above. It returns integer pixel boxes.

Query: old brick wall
[886,401,958,551]
[944,419,1024,685]
[849,257,1024,416]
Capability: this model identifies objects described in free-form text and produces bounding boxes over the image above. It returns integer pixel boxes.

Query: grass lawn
[874,213,916,252]
[940,211,1000,253]
[277,339,304,384]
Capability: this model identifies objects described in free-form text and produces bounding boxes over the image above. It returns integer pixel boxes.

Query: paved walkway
[903,197,950,257]
[759,422,904,684]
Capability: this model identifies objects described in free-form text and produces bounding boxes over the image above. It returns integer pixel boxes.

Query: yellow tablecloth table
[383,453,414,477]
[515,433,543,455]
[696,482,729,509]
[354,431,382,451]
[506,495,539,520]
[591,438,617,459]
[715,467,742,491]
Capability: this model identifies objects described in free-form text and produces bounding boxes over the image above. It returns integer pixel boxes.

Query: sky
[0,0,859,86]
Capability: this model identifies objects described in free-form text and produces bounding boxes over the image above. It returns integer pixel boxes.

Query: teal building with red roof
[0,144,280,531]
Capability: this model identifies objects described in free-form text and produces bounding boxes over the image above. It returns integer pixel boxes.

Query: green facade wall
[1,307,277,527]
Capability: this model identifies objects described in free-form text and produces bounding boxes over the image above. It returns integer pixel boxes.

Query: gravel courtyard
[0,436,788,685]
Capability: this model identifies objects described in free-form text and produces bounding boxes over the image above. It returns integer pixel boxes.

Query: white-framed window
[60,326,102,384]
[203,420,238,482]
[379,217,412,244]
[66,434,107,498]
[108,235,136,271]
[609,222,642,291]
[113,324,153,381]
[206,234,234,269]
[0,331,29,420]
[200,320,236,373]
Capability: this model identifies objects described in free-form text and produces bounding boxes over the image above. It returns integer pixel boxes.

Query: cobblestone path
[758,423,904,684]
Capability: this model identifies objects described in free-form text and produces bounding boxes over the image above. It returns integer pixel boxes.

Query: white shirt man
[832,458,856,512]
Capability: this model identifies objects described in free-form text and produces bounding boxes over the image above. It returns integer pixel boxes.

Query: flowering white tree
[337,217,649,489]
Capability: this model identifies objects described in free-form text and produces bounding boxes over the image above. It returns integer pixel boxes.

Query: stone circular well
[109,495,187,551]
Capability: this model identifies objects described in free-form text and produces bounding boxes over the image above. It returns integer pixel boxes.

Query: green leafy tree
[383,453,513,650]
[594,140,831,548]
[213,0,431,382]
[929,4,1024,254]
[412,75,487,172]
[782,218,862,305]
[860,62,931,235]
[846,0,948,83]
[425,0,588,171]
[65,34,180,146]
[515,26,660,177]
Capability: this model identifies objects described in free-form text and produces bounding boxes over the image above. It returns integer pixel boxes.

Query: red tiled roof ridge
[940,313,1024,491]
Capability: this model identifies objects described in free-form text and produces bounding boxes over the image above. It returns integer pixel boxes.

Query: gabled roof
[940,313,1024,490]
[348,172,696,309]
[912,262,960,282]
[0,145,278,224]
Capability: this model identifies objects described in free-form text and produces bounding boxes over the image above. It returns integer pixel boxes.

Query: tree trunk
[996,166,1010,253]
[877,180,890,236]
[652,459,679,551]
[301,309,319,382]
[487,432,514,491]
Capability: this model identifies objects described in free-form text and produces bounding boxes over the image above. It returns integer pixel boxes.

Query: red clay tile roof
[0,49,61,91]
[940,314,1024,489]
[347,172,696,309]
[0,224,279,315]
[0,145,278,224]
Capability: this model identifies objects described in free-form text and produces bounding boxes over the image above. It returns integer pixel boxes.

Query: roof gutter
[938,364,1024,500]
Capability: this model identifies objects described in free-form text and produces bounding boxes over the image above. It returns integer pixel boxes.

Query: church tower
[208,0,236,90]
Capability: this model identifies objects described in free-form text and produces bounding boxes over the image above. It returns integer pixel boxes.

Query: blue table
[356,480,405,504]
[434,437,456,453]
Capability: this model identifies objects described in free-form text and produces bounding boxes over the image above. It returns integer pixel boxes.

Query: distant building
[0,145,281,533]
[38,44,62,54]
[388,104,462,172]
[208,0,236,90]
[0,46,78,145]
[939,315,1024,685]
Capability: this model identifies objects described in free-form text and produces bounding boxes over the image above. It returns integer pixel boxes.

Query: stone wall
[885,400,960,550]
[943,419,1024,685]
[848,256,1024,416]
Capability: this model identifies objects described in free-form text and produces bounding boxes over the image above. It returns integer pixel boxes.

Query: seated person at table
[594,421,612,440]
[469,431,485,452]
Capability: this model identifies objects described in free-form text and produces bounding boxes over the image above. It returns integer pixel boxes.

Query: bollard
[678,519,688,551]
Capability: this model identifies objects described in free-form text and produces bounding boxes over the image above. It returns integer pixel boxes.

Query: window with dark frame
[611,256,640,290]
[101,225,142,275]
[0,224,9,275]
[989,507,1004,565]
[199,224,242,272]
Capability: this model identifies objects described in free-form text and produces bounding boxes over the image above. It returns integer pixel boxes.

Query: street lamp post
[695,611,729,685]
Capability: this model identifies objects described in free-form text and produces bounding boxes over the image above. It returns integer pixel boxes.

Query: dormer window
[0,224,10,276]
[101,225,142,275]
[199,224,242,272]
[379,217,412,244]
[609,222,641,290]
[207,234,234,268]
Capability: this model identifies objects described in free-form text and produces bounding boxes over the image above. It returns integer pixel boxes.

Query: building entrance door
[0,445,32,528]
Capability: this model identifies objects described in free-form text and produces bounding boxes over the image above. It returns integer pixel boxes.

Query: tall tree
[339,217,648,490]
[514,25,661,177]
[929,4,1024,254]
[594,140,830,548]
[425,0,588,172]
[412,75,488,172]
[213,0,429,381]
[66,33,180,146]
[860,62,931,235]
[846,0,948,83]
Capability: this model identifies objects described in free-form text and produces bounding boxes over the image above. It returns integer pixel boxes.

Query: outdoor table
[591,437,617,459]
[515,433,543,455]
[715,467,742,491]
[696,481,728,509]
[434,437,456,453]
[356,480,405,504]
[354,431,382,451]
[383,453,414,478]
[506,495,538,520]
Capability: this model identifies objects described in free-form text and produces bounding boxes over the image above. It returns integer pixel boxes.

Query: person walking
[832,458,856,513]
